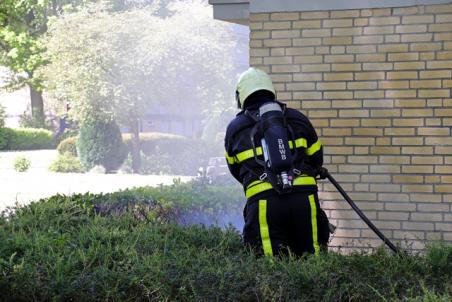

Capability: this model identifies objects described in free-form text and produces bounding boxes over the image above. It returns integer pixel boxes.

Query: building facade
[210,0,452,251]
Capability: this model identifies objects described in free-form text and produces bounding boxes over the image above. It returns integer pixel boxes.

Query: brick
[363,99,395,108]
[444,80,452,88]
[293,91,322,99]
[418,127,450,137]
[385,35,401,43]
[354,90,385,99]
[354,128,383,136]
[428,60,452,69]
[410,42,442,51]
[323,128,351,136]
[293,73,322,81]
[403,185,433,193]
[436,14,452,22]
[250,22,263,30]
[363,26,394,35]
[402,146,434,154]
[402,109,433,117]
[333,27,362,36]
[251,31,270,40]
[286,47,315,56]
[272,30,300,39]
[323,19,353,28]
[378,44,408,53]
[378,211,409,220]
[371,147,400,155]
[426,4,452,13]
[300,11,329,19]
[394,62,425,70]
[371,184,401,193]
[292,20,322,30]
[250,14,269,22]
[330,119,360,127]
[348,155,378,164]
[317,82,346,90]
[388,52,419,61]
[354,35,384,44]
[355,18,369,27]
[392,137,423,145]
[410,80,442,88]
[348,82,377,90]
[369,17,400,26]
[386,203,416,212]
[395,99,427,107]
[384,128,415,136]
[402,15,434,24]
[370,165,401,173]
[249,57,262,65]
[272,65,300,73]
[419,90,450,98]
[306,110,338,118]
[372,8,393,16]
[379,81,409,89]
[396,24,427,33]
[324,91,353,99]
[324,146,353,155]
[393,6,420,15]
[401,33,433,42]
[330,46,346,54]
[264,56,292,65]
[331,100,362,108]
[324,55,354,63]
[403,222,434,231]
[362,119,391,127]
[436,223,452,232]
[385,90,417,98]
[286,82,315,91]
[323,37,353,45]
[265,22,293,31]
[412,213,443,221]
[302,29,331,37]
[294,55,322,64]
[420,70,451,79]
[393,175,423,183]
[302,64,330,72]
[434,32,452,41]
[355,72,385,80]
[300,100,330,109]
[355,54,386,62]
[380,156,405,168]
[393,118,423,126]
[403,165,434,173]
[347,45,376,53]
[376,137,391,145]
[338,109,369,117]
[331,10,360,18]
[435,108,452,116]
[386,71,417,80]
[380,193,410,202]
[250,40,262,48]
[270,74,292,82]
[429,23,452,32]
[293,38,322,46]
[418,203,449,212]
[425,175,441,183]
[324,72,353,81]
[338,165,369,173]
[332,63,361,71]
[250,48,270,57]
[271,12,299,21]
[263,39,291,47]
[363,63,393,70]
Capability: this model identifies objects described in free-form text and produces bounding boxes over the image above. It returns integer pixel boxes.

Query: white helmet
[235,67,276,109]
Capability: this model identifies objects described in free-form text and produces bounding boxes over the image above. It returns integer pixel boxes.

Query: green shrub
[48,153,84,173]
[18,112,53,130]
[0,187,451,301]
[13,156,31,172]
[0,103,5,128]
[0,127,54,150]
[122,132,223,175]
[57,136,78,156]
[78,119,127,172]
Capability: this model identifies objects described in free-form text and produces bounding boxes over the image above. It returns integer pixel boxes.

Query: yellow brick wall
[250,3,452,252]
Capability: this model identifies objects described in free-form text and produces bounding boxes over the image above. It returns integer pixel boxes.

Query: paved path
[0,150,191,211]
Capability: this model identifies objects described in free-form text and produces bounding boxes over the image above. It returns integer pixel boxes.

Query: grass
[0,183,451,301]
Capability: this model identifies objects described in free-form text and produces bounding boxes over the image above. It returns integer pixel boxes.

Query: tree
[42,1,239,172]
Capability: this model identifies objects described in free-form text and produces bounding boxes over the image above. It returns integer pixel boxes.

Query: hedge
[0,182,450,301]
[0,127,54,150]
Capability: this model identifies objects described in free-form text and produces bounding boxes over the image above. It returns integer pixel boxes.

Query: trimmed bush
[78,119,127,172]
[0,127,54,150]
[57,136,78,156]
[13,156,31,172]
[0,185,450,301]
[48,153,84,173]
[122,132,223,175]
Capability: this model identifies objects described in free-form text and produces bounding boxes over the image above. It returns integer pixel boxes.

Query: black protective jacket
[224,98,323,200]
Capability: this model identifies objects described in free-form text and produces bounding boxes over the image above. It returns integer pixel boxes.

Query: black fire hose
[317,168,404,255]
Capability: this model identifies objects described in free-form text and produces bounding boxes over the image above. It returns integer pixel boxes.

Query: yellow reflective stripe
[306,140,322,156]
[236,147,262,163]
[281,138,308,149]
[245,176,317,199]
[225,152,236,165]
[259,199,273,257]
[309,194,320,256]
[246,182,273,199]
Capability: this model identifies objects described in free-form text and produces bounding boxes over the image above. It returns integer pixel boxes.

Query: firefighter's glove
[316,167,329,180]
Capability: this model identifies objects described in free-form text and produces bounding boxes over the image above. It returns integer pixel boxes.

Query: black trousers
[243,191,329,257]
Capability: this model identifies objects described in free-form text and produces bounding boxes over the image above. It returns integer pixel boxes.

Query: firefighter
[224,67,330,257]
